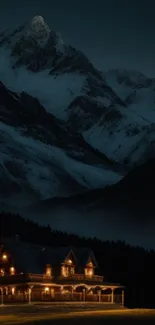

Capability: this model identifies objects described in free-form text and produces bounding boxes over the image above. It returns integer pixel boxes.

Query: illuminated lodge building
[0,237,124,304]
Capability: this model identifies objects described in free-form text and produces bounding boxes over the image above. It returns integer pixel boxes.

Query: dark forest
[0,211,154,308]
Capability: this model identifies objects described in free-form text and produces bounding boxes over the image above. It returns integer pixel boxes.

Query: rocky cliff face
[0,17,155,243]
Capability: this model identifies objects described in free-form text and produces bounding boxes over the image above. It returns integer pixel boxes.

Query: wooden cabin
[0,237,124,304]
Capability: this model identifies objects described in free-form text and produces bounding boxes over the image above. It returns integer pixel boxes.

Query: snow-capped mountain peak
[0,17,124,122]
[1,18,155,169]
[1,17,155,219]
[24,15,51,45]
[0,15,64,53]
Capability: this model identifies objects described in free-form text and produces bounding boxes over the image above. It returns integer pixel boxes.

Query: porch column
[71,286,74,301]
[111,288,114,304]
[28,286,33,304]
[121,289,124,306]
[98,290,101,303]
[83,288,86,302]
[0,288,3,306]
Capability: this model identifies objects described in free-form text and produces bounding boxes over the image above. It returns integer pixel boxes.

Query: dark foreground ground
[0,304,155,325]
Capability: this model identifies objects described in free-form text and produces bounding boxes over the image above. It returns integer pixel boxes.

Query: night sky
[0,0,155,76]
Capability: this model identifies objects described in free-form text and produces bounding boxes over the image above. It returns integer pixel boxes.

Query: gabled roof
[1,237,98,273]
[41,246,77,266]
[71,247,98,268]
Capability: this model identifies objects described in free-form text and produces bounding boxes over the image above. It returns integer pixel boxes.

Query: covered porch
[0,282,125,305]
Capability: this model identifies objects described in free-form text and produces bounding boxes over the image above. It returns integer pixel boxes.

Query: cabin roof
[42,246,76,266]
[1,238,97,273]
[71,247,98,268]
[2,237,43,274]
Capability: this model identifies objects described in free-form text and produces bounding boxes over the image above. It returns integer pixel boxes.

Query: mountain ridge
[0,16,155,243]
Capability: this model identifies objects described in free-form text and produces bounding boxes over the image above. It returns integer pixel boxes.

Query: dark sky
[0,0,155,76]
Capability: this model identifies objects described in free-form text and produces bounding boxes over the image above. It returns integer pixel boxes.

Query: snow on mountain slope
[0,121,121,209]
[0,16,125,125]
[83,103,155,164]
[1,18,155,246]
[0,16,155,172]
[82,69,155,165]
[0,49,85,120]
[0,79,124,210]
[104,69,155,122]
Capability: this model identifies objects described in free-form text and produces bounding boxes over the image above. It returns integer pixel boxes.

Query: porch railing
[1,293,122,304]
[0,273,53,284]
[28,274,53,282]
[57,274,104,283]
[0,273,103,284]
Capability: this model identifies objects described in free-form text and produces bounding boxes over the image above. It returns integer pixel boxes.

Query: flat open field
[0,304,155,325]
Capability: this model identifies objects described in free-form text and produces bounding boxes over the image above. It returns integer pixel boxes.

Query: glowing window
[2,254,7,260]
[67,259,72,264]
[10,267,15,275]
[85,267,94,278]
[45,265,52,276]
[61,266,69,277]
[12,287,15,295]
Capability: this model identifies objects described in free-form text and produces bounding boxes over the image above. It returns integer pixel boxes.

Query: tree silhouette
[0,210,155,308]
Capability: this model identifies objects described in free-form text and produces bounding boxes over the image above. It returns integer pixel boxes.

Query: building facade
[0,237,124,304]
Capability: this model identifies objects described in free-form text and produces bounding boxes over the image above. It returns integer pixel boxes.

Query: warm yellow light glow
[88,262,93,266]
[85,267,94,278]
[46,265,52,276]
[45,287,49,293]
[51,288,55,297]
[2,254,7,260]
[62,289,69,294]
[61,266,68,277]
[12,287,15,295]
[68,259,72,264]
[0,269,4,276]
[10,266,15,275]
